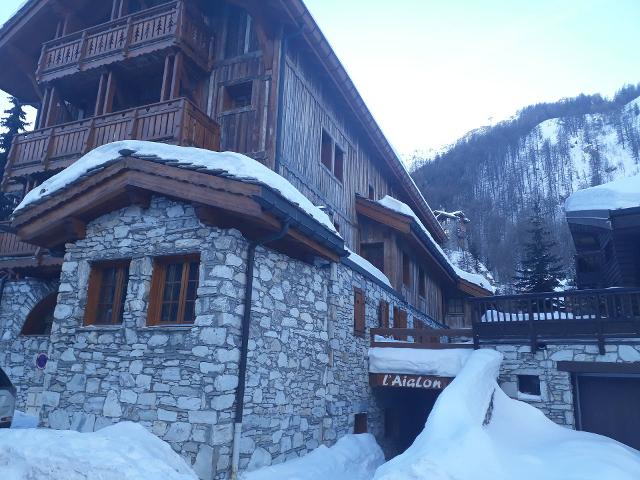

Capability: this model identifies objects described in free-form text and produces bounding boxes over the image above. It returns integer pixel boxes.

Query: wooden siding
[279,49,400,249]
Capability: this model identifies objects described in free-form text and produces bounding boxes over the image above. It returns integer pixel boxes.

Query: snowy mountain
[413,86,640,285]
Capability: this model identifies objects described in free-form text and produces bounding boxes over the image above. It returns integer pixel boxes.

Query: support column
[169,51,183,100]
[160,54,174,102]
[103,71,117,115]
[94,72,107,117]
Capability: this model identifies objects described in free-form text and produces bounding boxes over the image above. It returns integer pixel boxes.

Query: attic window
[334,144,344,182]
[223,81,253,111]
[320,129,345,182]
[321,130,333,170]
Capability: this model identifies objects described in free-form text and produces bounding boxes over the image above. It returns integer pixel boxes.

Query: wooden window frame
[319,128,345,184]
[84,260,130,326]
[379,300,390,328]
[354,287,366,337]
[147,254,200,326]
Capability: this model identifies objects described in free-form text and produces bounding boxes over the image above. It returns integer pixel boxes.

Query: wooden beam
[557,361,640,375]
[103,71,117,115]
[160,54,173,102]
[169,52,183,99]
[94,72,107,117]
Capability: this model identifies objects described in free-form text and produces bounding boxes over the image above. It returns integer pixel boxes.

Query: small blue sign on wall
[35,353,48,370]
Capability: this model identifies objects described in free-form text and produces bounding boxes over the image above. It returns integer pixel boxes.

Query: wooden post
[160,54,173,101]
[103,71,117,115]
[528,301,537,352]
[44,86,59,128]
[169,51,183,99]
[111,0,120,20]
[94,72,107,117]
[38,87,51,129]
[123,16,134,56]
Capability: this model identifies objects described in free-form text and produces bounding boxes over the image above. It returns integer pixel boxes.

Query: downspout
[231,220,290,480]
[273,26,305,175]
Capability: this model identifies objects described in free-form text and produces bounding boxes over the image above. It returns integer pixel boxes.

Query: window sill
[139,325,194,332]
[78,325,124,331]
[219,105,255,116]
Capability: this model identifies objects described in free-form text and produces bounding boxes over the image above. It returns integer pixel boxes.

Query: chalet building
[0,0,492,478]
[565,176,640,289]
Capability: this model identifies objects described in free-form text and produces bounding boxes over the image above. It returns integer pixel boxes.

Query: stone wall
[0,278,57,414]
[492,342,640,427]
[8,195,442,479]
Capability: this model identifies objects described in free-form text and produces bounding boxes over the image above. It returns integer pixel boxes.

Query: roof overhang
[457,278,492,297]
[11,155,345,262]
[356,196,456,284]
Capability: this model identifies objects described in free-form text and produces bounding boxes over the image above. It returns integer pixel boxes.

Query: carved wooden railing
[468,288,640,353]
[36,1,212,81]
[4,98,220,180]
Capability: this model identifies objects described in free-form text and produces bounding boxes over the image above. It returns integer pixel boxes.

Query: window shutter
[379,300,389,328]
[354,288,365,337]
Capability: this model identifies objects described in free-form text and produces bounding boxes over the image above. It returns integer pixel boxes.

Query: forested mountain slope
[413,85,640,286]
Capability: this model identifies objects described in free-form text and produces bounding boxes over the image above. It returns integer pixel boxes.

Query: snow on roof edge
[345,248,392,288]
[565,174,640,213]
[13,141,339,237]
[377,195,494,293]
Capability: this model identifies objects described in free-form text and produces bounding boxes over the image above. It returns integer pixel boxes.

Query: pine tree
[0,97,28,220]
[514,201,565,293]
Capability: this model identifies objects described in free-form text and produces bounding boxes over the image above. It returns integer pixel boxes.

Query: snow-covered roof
[377,196,494,293]
[346,249,392,288]
[14,141,338,236]
[565,174,640,213]
[368,347,472,377]
[434,209,470,222]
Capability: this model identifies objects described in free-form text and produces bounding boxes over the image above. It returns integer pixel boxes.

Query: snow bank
[10,411,38,429]
[377,195,494,292]
[243,434,384,480]
[0,422,197,480]
[373,349,640,480]
[368,347,472,377]
[565,174,640,212]
[14,141,337,235]
[346,248,392,287]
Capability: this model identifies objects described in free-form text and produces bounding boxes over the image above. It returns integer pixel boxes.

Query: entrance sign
[369,373,452,390]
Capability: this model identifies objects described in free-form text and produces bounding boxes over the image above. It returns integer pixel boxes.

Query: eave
[457,278,492,298]
[12,156,345,262]
[355,196,456,284]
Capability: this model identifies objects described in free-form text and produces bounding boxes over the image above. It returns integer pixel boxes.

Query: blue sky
[1,0,638,156]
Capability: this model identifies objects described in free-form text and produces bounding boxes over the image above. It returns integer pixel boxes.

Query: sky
[0,0,638,157]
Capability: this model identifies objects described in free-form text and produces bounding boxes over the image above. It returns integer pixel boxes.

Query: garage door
[576,374,640,450]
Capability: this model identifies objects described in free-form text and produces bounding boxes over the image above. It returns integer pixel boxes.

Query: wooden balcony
[36,1,212,83]
[468,288,640,353]
[4,97,220,181]
[0,224,38,258]
[0,223,63,273]
[370,289,640,354]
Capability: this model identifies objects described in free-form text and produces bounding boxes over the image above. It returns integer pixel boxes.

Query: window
[334,144,344,182]
[354,413,368,434]
[148,255,200,325]
[21,292,57,336]
[361,242,384,273]
[518,375,541,396]
[418,267,426,298]
[368,185,375,200]
[393,307,408,329]
[354,287,365,337]
[222,81,253,111]
[321,130,333,170]
[402,252,411,287]
[319,129,345,182]
[84,261,130,326]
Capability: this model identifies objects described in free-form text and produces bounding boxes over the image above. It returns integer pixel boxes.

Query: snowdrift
[374,349,640,480]
[242,434,384,480]
[0,422,197,480]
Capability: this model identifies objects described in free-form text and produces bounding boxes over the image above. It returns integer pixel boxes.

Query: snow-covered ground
[0,422,197,480]
[242,434,384,480]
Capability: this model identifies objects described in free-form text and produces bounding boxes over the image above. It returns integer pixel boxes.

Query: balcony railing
[4,97,220,180]
[36,1,212,82]
[468,288,640,353]
[0,224,38,258]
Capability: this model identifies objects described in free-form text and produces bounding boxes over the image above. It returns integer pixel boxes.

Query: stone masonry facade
[492,342,640,427]
[0,195,440,479]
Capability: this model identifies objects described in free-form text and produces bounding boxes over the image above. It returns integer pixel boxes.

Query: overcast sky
[1,0,638,157]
